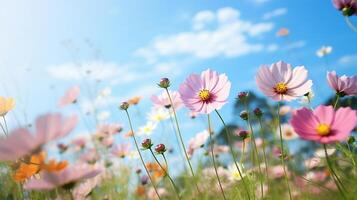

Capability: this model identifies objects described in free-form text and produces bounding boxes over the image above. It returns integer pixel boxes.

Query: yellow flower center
[316,124,330,136]
[274,82,288,94]
[198,89,211,102]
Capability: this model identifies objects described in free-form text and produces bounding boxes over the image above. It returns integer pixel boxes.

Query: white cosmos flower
[228,163,246,181]
[277,123,298,140]
[316,46,332,57]
[147,107,169,122]
[137,121,157,136]
[299,90,315,104]
[314,148,336,158]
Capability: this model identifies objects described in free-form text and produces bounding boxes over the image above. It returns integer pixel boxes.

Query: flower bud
[136,168,142,174]
[141,139,153,150]
[240,110,249,120]
[155,144,167,154]
[253,108,263,118]
[238,130,249,140]
[158,78,170,88]
[342,7,354,16]
[119,102,130,110]
[348,136,356,144]
[237,92,248,101]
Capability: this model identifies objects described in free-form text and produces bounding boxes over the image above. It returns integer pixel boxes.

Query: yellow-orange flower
[135,185,146,196]
[128,96,142,105]
[13,152,68,182]
[0,97,15,116]
[145,162,167,181]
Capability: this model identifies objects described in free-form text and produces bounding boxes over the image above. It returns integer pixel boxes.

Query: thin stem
[149,149,181,200]
[324,144,347,199]
[168,111,187,171]
[333,95,340,109]
[207,114,227,200]
[215,109,251,200]
[277,102,292,200]
[345,16,357,32]
[240,140,246,165]
[164,88,200,193]
[0,122,7,137]
[2,116,9,135]
[124,110,161,200]
[244,102,263,199]
[258,118,269,187]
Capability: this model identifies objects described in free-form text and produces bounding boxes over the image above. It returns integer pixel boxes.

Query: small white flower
[147,107,169,122]
[314,148,336,158]
[316,46,332,57]
[99,87,112,97]
[228,163,246,181]
[138,121,157,136]
[277,123,298,140]
[97,111,110,121]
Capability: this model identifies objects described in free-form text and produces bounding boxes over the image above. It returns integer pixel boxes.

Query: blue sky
[0,0,356,166]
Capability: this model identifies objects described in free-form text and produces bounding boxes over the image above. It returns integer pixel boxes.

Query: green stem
[333,95,340,109]
[277,102,292,200]
[324,144,347,199]
[2,116,9,135]
[164,88,200,194]
[244,102,263,199]
[258,118,269,187]
[124,110,162,200]
[207,114,227,200]
[345,16,357,32]
[240,140,246,165]
[215,109,251,200]
[149,149,181,200]
[168,112,187,171]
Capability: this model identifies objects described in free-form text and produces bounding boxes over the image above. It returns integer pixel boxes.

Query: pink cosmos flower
[332,0,357,16]
[111,143,131,158]
[24,164,101,190]
[80,149,100,164]
[58,86,80,107]
[256,61,313,101]
[151,90,183,110]
[179,69,231,114]
[0,113,77,161]
[291,105,357,144]
[187,130,209,156]
[71,136,88,150]
[327,71,357,96]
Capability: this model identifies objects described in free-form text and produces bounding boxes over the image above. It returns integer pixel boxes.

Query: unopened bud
[158,78,170,88]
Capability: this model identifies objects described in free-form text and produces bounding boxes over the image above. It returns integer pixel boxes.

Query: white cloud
[338,54,357,66]
[192,10,215,30]
[135,7,274,62]
[267,44,279,52]
[263,8,287,20]
[285,40,306,50]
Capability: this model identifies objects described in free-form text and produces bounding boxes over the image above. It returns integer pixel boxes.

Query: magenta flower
[291,105,357,144]
[327,71,357,96]
[332,0,357,16]
[256,61,313,101]
[151,90,183,110]
[0,113,78,161]
[58,86,80,107]
[24,164,101,190]
[179,69,231,114]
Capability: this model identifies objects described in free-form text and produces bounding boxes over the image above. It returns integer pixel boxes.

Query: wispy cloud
[135,7,274,63]
[338,54,357,67]
[263,8,287,20]
[284,40,306,50]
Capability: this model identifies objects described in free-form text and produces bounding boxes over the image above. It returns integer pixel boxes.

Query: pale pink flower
[291,105,357,144]
[269,165,287,179]
[278,123,299,140]
[279,105,292,115]
[101,135,114,148]
[212,145,229,155]
[256,61,313,101]
[72,175,102,200]
[24,164,101,190]
[80,149,100,164]
[97,123,123,136]
[187,130,209,157]
[71,136,88,150]
[179,69,231,114]
[151,90,183,110]
[111,143,131,158]
[327,71,357,96]
[0,113,77,161]
[58,86,80,107]
[304,157,322,169]
[147,187,168,200]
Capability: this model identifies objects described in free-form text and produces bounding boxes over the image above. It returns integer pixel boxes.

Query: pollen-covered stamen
[316,123,331,136]
[274,82,288,94]
[198,89,211,102]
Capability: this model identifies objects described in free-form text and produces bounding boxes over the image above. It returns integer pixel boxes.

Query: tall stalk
[124,109,161,200]
[207,114,227,200]
[164,88,200,193]
[277,102,292,200]
[215,110,251,200]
